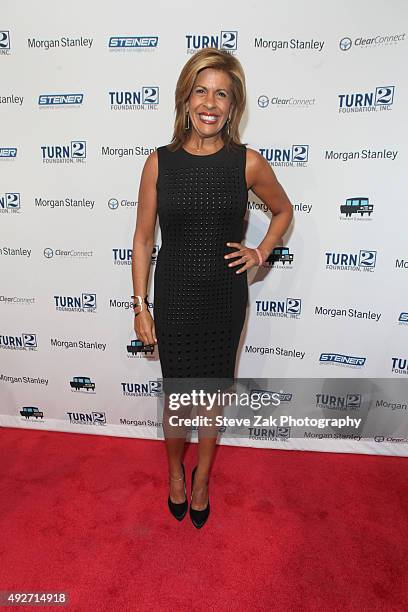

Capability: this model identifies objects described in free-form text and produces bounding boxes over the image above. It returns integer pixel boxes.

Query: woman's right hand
[134,310,157,346]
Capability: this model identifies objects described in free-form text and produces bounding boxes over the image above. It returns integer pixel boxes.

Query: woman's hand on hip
[224,242,262,274]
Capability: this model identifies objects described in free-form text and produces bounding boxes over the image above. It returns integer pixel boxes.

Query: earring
[226,117,230,135]
[185,111,190,131]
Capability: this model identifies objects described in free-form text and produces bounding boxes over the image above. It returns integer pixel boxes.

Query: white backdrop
[1,0,407,456]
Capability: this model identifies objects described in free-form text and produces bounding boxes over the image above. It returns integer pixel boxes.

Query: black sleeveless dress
[153,143,248,394]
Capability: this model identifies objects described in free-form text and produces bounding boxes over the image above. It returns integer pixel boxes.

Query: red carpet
[0,427,407,611]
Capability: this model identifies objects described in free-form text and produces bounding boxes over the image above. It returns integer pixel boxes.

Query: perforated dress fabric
[153,143,248,394]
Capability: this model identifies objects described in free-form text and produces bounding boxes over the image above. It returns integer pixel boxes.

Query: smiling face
[186,68,234,140]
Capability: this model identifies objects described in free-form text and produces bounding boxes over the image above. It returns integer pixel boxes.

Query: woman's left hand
[224,242,262,274]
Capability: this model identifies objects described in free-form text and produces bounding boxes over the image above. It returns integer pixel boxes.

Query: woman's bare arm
[245,147,293,261]
[131,150,158,344]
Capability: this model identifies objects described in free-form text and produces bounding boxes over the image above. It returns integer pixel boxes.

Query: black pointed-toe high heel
[168,463,188,521]
[189,465,210,529]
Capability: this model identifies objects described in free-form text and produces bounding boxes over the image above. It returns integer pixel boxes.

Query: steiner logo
[255,298,301,318]
[0,192,20,213]
[0,333,37,351]
[398,312,408,325]
[259,145,308,167]
[41,141,86,163]
[53,293,97,313]
[338,86,395,113]
[0,31,10,54]
[108,36,158,50]
[319,353,366,368]
[0,148,17,159]
[186,31,238,53]
[109,87,159,110]
[38,94,84,106]
[325,249,377,272]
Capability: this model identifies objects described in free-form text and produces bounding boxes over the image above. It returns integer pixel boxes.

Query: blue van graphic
[70,376,95,391]
[266,247,294,265]
[127,339,155,355]
[20,406,44,419]
[340,197,373,217]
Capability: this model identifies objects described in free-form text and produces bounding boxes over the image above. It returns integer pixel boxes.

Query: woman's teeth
[199,114,218,123]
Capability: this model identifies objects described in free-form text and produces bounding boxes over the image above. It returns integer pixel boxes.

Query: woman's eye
[218,91,227,98]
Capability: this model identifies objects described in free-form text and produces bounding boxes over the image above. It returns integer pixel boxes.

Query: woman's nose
[204,92,216,108]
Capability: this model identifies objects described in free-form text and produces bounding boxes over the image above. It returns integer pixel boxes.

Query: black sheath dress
[153,143,248,394]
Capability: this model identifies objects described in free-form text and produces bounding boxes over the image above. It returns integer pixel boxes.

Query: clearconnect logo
[258,96,269,108]
[108,198,137,210]
[339,33,406,51]
[339,37,352,51]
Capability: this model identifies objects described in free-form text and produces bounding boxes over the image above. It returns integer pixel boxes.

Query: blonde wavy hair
[168,48,246,151]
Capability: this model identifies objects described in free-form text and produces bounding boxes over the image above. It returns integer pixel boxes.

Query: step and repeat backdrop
[1,0,407,456]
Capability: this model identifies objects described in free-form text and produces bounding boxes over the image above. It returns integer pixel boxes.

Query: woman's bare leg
[191,388,226,510]
[162,392,191,503]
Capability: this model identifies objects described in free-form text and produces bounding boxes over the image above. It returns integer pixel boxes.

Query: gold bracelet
[132,295,149,316]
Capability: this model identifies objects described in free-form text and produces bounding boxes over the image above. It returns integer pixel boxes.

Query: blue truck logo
[70,376,95,391]
[266,247,294,265]
[127,339,155,355]
[340,197,373,217]
[20,406,44,419]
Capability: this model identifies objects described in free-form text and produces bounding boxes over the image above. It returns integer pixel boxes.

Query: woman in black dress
[132,48,293,528]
